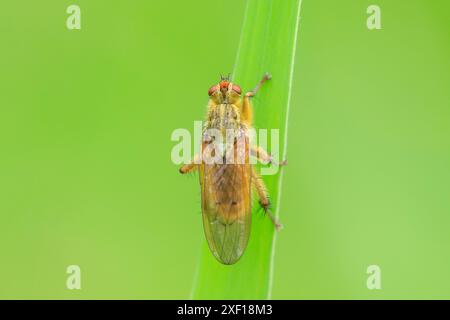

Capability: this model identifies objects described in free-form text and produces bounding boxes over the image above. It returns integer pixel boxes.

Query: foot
[260,201,283,231]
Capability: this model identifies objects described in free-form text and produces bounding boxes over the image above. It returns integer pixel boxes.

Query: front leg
[240,73,272,125]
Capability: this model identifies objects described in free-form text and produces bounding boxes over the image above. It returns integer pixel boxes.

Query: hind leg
[251,167,282,230]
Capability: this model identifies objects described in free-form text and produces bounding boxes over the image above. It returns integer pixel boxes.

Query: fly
[179,73,285,265]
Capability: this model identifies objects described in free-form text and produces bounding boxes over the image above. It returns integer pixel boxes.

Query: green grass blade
[191,0,302,299]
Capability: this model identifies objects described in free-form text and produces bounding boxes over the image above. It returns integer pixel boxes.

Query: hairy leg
[251,167,282,230]
[250,145,288,166]
[240,73,272,125]
[179,154,201,174]
[179,163,198,174]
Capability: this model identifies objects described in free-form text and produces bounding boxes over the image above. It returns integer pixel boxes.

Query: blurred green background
[0,0,449,299]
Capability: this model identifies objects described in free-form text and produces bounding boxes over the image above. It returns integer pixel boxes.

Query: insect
[179,73,285,265]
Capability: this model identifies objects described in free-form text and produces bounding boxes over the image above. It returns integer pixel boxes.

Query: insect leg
[179,163,198,174]
[179,154,201,174]
[246,73,272,98]
[251,167,283,231]
[251,145,288,166]
[241,73,272,125]
[241,94,253,125]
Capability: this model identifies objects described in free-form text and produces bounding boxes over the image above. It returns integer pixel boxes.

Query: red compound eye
[232,85,242,95]
[208,85,219,96]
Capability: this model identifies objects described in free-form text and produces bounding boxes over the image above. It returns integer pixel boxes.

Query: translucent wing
[200,145,252,265]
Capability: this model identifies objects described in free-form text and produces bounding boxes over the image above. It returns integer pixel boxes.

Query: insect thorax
[206,103,242,131]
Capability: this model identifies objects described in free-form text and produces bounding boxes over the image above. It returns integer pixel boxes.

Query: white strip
[267,0,302,300]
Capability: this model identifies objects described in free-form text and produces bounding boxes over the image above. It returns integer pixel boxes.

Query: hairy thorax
[205,103,242,132]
